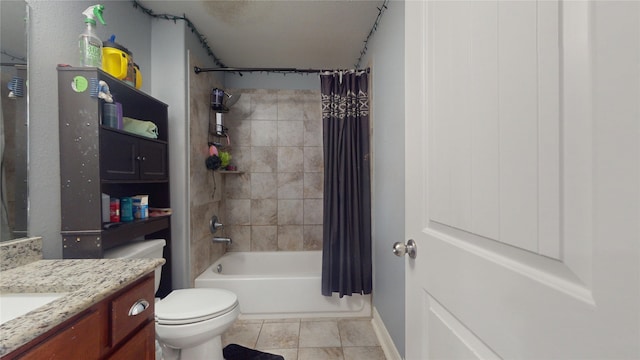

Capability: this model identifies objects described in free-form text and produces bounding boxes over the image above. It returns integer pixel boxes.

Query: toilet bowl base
[174,335,223,360]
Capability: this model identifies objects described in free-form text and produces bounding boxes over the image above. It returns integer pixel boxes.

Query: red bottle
[110,198,120,222]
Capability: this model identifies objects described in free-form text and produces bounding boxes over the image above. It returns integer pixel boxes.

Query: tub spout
[212,237,232,245]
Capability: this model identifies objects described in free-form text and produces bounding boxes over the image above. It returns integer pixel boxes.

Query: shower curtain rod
[193,66,369,75]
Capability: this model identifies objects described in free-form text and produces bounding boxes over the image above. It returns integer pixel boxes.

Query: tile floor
[222,317,387,360]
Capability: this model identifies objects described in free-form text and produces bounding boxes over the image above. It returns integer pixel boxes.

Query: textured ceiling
[137,0,384,69]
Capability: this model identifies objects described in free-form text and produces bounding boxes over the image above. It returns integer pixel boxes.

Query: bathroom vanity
[0,239,163,359]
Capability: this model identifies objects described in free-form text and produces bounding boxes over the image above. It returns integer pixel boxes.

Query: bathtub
[194,251,371,319]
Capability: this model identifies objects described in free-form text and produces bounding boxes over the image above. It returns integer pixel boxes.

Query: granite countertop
[0,258,165,356]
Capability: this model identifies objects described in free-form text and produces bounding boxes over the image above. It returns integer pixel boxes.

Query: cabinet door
[101,130,138,180]
[139,139,167,180]
[107,321,155,360]
[19,310,103,360]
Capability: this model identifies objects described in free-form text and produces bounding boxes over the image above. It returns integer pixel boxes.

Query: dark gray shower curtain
[320,70,372,298]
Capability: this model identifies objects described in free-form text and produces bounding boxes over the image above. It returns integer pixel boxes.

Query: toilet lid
[155,288,238,325]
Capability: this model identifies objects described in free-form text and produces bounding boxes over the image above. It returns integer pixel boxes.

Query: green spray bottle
[79,4,106,67]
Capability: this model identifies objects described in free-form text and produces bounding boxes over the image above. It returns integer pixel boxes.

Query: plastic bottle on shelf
[79,4,106,67]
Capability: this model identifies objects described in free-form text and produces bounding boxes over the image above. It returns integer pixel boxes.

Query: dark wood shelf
[101,216,171,250]
[58,67,173,297]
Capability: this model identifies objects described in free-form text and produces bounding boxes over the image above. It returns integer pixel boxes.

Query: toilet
[104,239,239,360]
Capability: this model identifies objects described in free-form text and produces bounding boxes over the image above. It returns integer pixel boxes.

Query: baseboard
[371,306,403,360]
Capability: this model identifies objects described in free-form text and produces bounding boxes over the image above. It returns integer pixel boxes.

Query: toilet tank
[103,239,166,294]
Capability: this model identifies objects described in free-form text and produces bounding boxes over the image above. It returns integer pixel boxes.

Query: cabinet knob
[136,156,141,161]
[128,299,150,316]
[141,156,146,161]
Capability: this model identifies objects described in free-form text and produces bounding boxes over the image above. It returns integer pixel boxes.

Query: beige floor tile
[343,346,387,360]
[256,322,300,349]
[298,347,344,360]
[222,316,387,360]
[299,320,341,348]
[338,319,380,347]
[222,320,263,348]
[264,318,302,323]
[259,348,299,360]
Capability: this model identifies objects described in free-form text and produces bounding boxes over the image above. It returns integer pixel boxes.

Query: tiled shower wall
[188,54,226,284]
[222,89,324,252]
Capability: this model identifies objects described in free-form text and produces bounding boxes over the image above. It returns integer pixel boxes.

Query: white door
[404,1,639,359]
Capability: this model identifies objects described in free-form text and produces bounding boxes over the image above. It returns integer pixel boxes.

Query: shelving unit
[57,67,172,297]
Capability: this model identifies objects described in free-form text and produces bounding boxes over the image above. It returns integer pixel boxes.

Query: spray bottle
[79,4,106,67]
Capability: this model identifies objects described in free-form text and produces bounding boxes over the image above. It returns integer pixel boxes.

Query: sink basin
[0,293,67,325]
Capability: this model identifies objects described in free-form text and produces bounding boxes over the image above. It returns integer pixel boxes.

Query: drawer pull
[128,299,150,316]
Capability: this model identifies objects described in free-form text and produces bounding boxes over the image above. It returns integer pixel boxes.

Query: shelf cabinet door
[100,129,167,181]
[139,139,167,180]
[101,130,138,180]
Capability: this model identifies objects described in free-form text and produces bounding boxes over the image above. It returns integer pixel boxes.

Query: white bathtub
[194,251,371,319]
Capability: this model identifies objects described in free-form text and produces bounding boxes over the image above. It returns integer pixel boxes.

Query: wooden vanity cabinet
[6,275,155,360]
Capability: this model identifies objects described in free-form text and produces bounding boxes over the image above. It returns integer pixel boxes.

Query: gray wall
[148,16,223,289]
[226,72,318,90]
[150,19,190,289]
[27,0,152,258]
[361,0,406,357]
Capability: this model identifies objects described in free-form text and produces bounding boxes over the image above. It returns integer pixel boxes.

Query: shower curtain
[320,70,372,297]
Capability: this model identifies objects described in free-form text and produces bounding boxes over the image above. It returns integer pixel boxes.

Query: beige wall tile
[229,146,251,172]
[302,91,322,121]
[278,200,304,225]
[251,199,278,225]
[225,92,251,121]
[251,146,277,172]
[303,199,323,225]
[251,120,278,146]
[226,225,251,252]
[303,172,323,199]
[304,118,323,147]
[278,91,306,121]
[227,119,252,145]
[278,225,303,251]
[251,90,278,120]
[225,172,251,200]
[251,226,278,251]
[304,146,324,173]
[203,88,324,254]
[303,225,323,250]
[251,173,277,199]
[278,121,304,146]
[226,199,251,225]
[189,54,224,281]
[278,172,304,199]
[278,147,304,172]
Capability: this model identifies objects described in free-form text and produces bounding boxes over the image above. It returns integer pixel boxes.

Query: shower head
[223,91,241,109]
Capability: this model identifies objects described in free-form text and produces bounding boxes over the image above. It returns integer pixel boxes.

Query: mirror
[1,1,28,242]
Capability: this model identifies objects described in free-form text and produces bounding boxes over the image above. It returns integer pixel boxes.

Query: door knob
[393,239,417,259]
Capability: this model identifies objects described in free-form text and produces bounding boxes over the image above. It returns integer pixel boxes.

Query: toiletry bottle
[79,4,106,67]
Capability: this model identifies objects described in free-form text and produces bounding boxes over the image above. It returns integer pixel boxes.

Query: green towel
[122,117,158,139]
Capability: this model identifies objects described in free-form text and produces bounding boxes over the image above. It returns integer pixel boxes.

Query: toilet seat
[156,288,238,325]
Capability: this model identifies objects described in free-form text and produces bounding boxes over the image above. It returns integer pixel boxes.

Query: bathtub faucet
[212,237,232,245]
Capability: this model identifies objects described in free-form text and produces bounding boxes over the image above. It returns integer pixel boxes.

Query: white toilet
[104,239,240,360]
